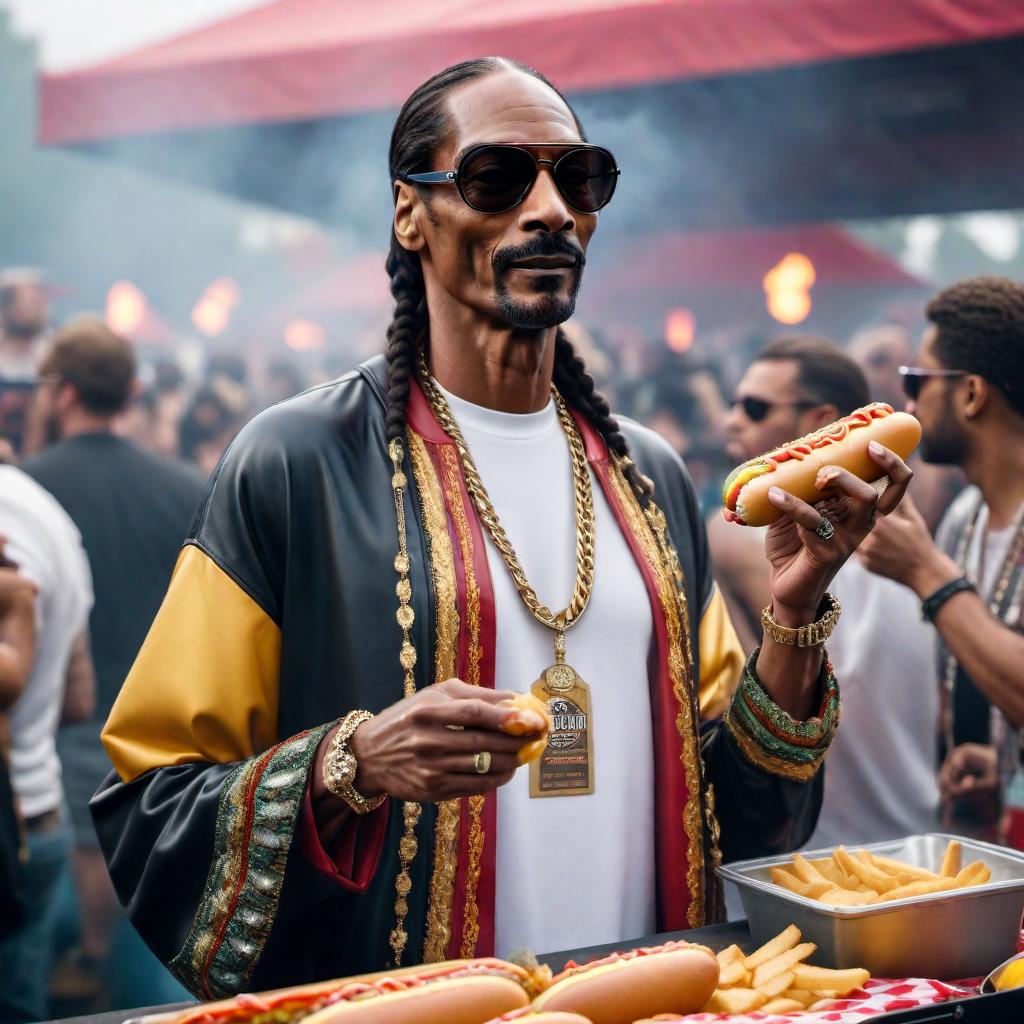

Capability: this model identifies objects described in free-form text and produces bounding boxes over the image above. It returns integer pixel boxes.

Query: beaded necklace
[941,494,1024,760]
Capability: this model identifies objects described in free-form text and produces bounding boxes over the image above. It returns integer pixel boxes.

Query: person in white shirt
[708,336,940,861]
[0,464,93,1023]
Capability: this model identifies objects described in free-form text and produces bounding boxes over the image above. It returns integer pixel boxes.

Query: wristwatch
[322,710,386,814]
[761,592,842,647]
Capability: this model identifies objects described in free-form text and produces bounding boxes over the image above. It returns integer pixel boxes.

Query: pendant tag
[529,665,594,798]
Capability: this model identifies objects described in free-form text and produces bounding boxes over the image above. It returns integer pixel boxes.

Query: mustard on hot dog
[722,403,921,527]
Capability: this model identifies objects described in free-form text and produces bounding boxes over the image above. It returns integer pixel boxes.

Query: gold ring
[473,751,491,774]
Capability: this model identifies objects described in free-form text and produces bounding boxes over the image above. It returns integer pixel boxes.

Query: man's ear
[963,374,990,419]
[56,381,79,415]
[393,182,426,254]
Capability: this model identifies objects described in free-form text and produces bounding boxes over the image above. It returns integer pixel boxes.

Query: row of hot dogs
[158,941,720,1024]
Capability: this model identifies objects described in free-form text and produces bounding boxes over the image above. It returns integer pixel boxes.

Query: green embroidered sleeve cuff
[723,647,840,782]
[169,721,338,999]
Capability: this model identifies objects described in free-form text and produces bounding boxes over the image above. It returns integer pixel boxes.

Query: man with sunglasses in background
[860,277,1024,847]
[90,59,906,993]
[708,337,939,860]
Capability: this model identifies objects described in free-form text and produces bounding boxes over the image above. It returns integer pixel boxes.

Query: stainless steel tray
[717,833,1024,979]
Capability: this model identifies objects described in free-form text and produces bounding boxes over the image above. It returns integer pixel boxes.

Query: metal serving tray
[717,833,1024,979]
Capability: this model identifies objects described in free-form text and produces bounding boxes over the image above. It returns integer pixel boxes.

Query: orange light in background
[763,252,816,325]
[665,308,696,353]
[206,277,240,307]
[285,319,326,351]
[192,299,231,337]
[191,277,241,337]
[106,281,147,335]
[767,289,813,324]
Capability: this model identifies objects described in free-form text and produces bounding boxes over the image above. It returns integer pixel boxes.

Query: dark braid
[384,241,427,442]
[553,329,654,506]
[384,57,584,441]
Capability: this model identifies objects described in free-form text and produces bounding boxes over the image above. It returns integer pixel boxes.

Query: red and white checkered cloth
[646,977,977,1024]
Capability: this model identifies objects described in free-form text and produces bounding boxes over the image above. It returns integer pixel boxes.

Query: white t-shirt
[805,557,939,849]
[435,383,656,958]
[979,522,1017,603]
[0,465,93,817]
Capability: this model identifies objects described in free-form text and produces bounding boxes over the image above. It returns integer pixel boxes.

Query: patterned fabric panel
[169,723,335,999]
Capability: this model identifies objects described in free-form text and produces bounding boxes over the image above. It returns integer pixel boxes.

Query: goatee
[492,235,584,329]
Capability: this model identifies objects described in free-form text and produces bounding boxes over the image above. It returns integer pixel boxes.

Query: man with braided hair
[93,58,910,996]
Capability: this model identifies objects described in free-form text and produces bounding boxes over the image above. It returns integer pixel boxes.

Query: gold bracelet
[322,710,386,815]
[761,593,841,647]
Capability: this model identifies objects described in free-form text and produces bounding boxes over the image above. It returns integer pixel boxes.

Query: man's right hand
[338,679,543,805]
[939,742,1000,824]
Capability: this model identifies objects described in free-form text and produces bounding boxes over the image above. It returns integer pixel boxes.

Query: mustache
[492,235,585,275]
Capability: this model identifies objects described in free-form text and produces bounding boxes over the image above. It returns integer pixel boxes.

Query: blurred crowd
[2,264,1024,1021]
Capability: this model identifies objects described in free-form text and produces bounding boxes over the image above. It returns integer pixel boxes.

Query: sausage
[528,943,719,1024]
[722,403,921,527]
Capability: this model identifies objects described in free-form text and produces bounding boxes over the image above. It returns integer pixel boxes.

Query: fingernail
[869,440,884,455]
[816,467,840,488]
[768,486,784,503]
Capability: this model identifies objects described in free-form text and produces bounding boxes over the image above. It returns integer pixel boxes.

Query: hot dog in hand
[722,403,921,527]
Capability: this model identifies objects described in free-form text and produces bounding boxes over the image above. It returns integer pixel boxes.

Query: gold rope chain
[417,351,596,635]
[387,436,422,967]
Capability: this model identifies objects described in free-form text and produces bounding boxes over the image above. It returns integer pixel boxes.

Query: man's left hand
[764,441,913,617]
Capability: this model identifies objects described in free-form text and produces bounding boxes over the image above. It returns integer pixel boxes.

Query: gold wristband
[322,710,386,815]
[761,592,841,647]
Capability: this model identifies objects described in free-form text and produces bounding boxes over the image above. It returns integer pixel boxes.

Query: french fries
[701,925,870,1015]
[791,964,870,992]
[940,839,962,877]
[752,943,816,988]
[743,923,801,969]
[768,841,991,908]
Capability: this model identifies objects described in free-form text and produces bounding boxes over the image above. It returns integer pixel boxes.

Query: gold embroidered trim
[184,755,261,988]
[409,432,463,963]
[409,434,461,687]
[462,793,486,957]
[439,445,482,685]
[724,715,823,781]
[437,443,486,956]
[607,461,705,927]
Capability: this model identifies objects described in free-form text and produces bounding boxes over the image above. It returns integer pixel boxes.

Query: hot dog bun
[301,973,530,1023]
[483,1012,594,1024]
[530,945,719,1024]
[500,692,551,764]
[722,403,921,527]
[160,959,538,1024]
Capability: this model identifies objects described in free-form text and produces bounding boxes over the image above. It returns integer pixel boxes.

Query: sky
[3,0,265,70]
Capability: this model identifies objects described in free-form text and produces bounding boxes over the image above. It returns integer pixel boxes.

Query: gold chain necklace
[417,352,596,667]
[418,352,599,798]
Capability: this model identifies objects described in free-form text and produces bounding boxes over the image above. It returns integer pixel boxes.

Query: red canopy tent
[39,0,1024,143]
[37,0,1024,233]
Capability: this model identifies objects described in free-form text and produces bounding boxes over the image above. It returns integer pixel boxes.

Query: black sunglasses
[404,143,620,215]
[733,396,819,423]
[898,365,968,401]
